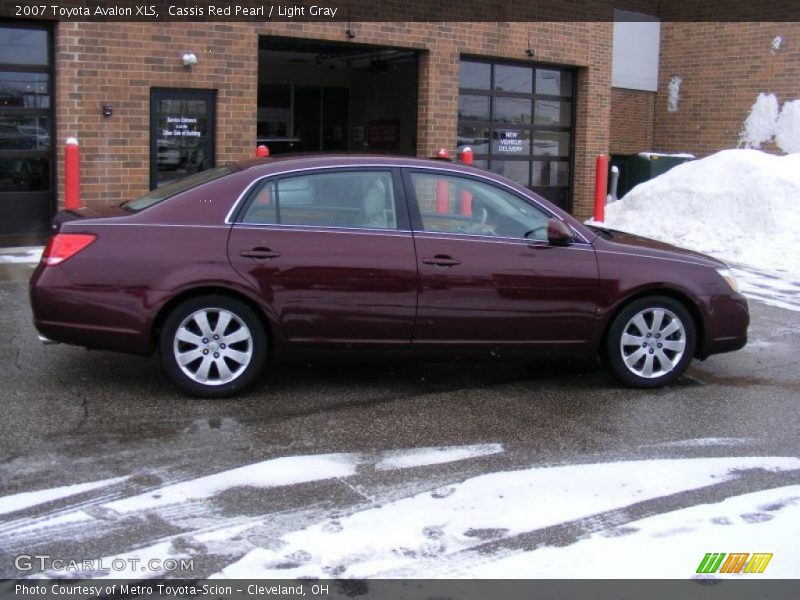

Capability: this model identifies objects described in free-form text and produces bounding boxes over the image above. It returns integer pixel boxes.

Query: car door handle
[240,247,281,259]
[422,255,461,267]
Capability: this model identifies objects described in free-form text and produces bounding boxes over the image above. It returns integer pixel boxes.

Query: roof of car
[232,153,489,177]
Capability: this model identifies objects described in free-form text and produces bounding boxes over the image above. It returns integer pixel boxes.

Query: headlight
[716,267,739,293]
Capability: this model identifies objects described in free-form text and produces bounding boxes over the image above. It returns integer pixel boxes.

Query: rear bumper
[698,293,749,358]
[30,264,162,355]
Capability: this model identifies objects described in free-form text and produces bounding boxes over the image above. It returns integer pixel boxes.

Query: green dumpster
[610,152,694,198]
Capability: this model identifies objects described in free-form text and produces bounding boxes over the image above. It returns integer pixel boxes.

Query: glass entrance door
[150,89,216,189]
[0,24,53,240]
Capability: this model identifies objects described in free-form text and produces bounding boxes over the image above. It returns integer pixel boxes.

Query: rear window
[122,166,235,212]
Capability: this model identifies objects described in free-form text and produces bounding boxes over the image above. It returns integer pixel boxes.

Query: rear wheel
[160,295,266,397]
[604,296,696,388]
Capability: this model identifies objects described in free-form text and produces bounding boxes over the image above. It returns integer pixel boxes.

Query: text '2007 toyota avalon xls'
[30,155,748,397]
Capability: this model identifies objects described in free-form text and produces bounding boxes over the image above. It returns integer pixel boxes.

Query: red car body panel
[30,155,748,367]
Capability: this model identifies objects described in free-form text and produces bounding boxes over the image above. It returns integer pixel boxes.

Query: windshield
[122,166,235,212]
[586,224,613,239]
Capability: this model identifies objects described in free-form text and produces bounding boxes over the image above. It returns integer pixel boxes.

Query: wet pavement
[1,261,799,578]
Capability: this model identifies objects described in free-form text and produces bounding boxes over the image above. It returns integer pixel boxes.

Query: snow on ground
[597,149,800,309]
[105,454,362,514]
[9,451,800,579]
[1,445,505,523]
[205,456,799,579]
[0,246,43,264]
[375,444,503,471]
[466,485,800,579]
[0,477,126,516]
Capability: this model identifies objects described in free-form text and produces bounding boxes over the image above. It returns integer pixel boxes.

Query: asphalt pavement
[1,259,799,578]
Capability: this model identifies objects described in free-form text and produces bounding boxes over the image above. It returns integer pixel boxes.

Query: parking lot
[1,259,799,578]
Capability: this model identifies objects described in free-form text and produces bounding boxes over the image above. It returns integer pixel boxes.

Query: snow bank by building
[600,149,800,281]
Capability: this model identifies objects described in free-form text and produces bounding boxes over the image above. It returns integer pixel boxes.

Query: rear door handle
[240,247,281,259]
[422,255,461,267]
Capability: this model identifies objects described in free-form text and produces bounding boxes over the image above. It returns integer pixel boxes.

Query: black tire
[160,295,267,398]
[604,295,696,388]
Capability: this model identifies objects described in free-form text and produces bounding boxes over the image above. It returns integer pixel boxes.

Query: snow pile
[776,100,800,154]
[602,149,800,280]
[739,93,800,153]
[739,93,780,148]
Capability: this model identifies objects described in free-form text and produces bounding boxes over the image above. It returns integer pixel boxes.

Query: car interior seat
[361,179,389,229]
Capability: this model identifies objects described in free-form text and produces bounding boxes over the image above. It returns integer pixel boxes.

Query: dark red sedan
[30,155,748,397]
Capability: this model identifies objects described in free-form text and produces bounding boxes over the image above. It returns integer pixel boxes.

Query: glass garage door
[458,58,575,211]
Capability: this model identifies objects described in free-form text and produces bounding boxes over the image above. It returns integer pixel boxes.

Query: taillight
[42,233,97,266]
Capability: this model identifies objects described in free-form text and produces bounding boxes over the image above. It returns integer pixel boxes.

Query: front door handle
[240,247,281,259]
[422,255,461,267]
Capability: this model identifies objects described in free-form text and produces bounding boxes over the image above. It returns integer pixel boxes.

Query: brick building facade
[54,20,612,214]
[1,1,798,242]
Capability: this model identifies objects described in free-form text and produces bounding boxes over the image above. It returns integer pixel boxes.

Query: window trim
[233,166,411,232]
[402,167,557,238]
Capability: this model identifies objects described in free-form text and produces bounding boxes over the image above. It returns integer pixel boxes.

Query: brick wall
[55,21,258,205]
[54,19,614,219]
[653,21,800,156]
[609,88,654,154]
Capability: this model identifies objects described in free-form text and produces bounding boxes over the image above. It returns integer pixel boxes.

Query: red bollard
[459,189,473,216]
[256,144,270,158]
[458,147,474,215]
[65,137,80,210]
[436,179,449,213]
[594,154,608,223]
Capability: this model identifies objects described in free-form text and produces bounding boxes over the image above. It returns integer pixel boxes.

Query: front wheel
[604,296,696,388]
[160,295,267,398]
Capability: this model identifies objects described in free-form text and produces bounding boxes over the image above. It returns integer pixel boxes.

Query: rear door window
[241,170,399,230]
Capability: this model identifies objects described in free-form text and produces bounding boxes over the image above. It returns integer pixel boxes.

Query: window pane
[493,97,531,125]
[0,114,50,149]
[277,171,396,230]
[0,157,50,192]
[0,72,49,108]
[458,95,490,121]
[532,186,569,210]
[492,129,530,156]
[459,61,490,90]
[536,70,573,96]
[533,131,570,157]
[490,160,530,186]
[494,65,532,93]
[242,181,278,224]
[535,99,571,126]
[532,160,570,187]
[457,124,489,154]
[0,27,48,66]
[258,84,290,108]
[411,172,549,239]
[155,97,212,187]
[125,166,233,212]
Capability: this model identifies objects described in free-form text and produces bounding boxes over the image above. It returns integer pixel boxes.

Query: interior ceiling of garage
[258,36,417,71]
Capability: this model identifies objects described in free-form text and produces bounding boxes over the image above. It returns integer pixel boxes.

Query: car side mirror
[547,218,574,245]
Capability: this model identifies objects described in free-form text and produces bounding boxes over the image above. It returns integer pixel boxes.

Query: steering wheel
[457,207,491,234]
[523,225,548,239]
